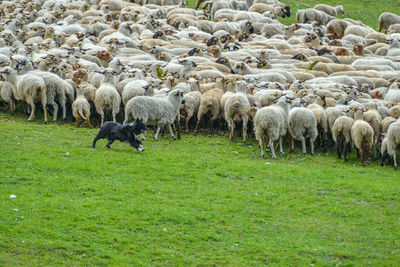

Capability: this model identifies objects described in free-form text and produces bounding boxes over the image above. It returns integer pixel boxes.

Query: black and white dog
[92,119,149,151]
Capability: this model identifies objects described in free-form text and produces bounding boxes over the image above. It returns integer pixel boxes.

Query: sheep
[314,4,344,17]
[247,95,291,158]
[389,105,400,118]
[30,71,67,122]
[288,107,318,155]
[94,69,121,126]
[296,8,334,25]
[0,80,16,114]
[385,119,400,170]
[332,116,354,161]
[124,89,185,140]
[194,88,224,133]
[382,116,397,134]
[72,94,93,128]
[378,12,400,33]
[224,92,251,143]
[122,79,150,106]
[388,24,400,34]
[351,107,375,166]
[180,91,202,133]
[0,67,47,123]
[307,103,328,152]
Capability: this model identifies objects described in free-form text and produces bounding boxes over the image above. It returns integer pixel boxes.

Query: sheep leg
[366,145,371,164]
[85,114,93,129]
[299,136,306,155]
[228,119,234,142]
[98,109,104,126]
[10,99,15,114]
[50,100,58,122]
[175,115,181,139]
[185,115,191,133]
[168,124,177,140]
[27,99,36,121]
[322,129,327,153]
[112,111,117,122]
[75,115,81,127]
[310,138,315,155]
[359,148,364,166]
[60,99,66,122]
[194,113,204,133]
[290,137,294,154]
[269,140,277,159]
[154,126,161,140]
[210,118,215,134]
[336,139,342,159]
[259,138,265,158]
[343,142,349,161]
[393,153,398,171]
[279,137,284,155]
[242,118,247,144]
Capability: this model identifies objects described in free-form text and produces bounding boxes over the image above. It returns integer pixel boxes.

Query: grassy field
[187,0,400,30]
[1,112,400,265]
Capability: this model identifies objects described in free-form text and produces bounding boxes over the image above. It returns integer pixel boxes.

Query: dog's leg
[154,126,161,140]
[168,124,176,140]
[106,139,115,149]
[92,136,100,148]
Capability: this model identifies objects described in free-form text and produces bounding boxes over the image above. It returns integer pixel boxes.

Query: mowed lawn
[1,112,400,265]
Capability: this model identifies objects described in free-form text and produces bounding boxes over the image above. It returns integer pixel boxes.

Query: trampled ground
[1,113,400,265]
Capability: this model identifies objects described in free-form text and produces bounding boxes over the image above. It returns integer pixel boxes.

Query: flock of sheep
[1,0,400,169]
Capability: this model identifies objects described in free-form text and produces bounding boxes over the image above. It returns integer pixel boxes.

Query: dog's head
[131,118,149,137]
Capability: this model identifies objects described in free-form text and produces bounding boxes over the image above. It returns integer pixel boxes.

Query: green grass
[1,112,400,265]
[187,0,400,31]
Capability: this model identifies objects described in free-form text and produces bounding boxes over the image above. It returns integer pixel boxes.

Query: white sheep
[94,69,121,126]
[124,89,185,140]
[379,12,400,33]
[248,96,291,158]
[351,107,375,166]
[180,91,202,133]
[72,94,93,128]
[288,107,318,155]
[224,92,251,143]
[0,67,48,122]
[332,116,354,161]
[385,119,400,170]
[314,4,344,17]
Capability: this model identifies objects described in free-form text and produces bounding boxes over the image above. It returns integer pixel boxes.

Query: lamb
[224,92,251,143]
[385,119,400,170]
[288,107,318,155]
[72,94,93,128]
[180,91,202,133]
[332,116,354,161]
[247,96,291,158]
[194,88,224,133]
[124,89,185,140]
[351,107,375,166]
[378,12,400,33]
[94,69,121,126]
[0,67,47,122]
[314,4,344,17]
